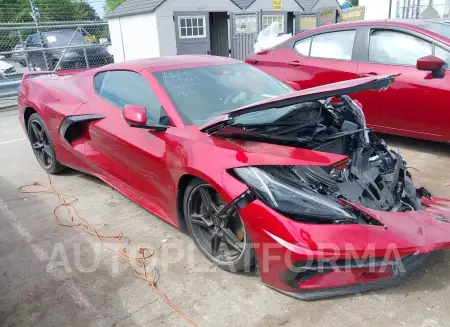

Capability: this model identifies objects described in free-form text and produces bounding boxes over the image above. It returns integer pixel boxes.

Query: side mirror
[0,55,5,60]
[123,104,147,126]
[417,55,446,79]
[123,104,168,132]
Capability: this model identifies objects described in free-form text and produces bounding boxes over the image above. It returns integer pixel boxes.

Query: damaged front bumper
[274,252,433,301]
[237,195,450,300]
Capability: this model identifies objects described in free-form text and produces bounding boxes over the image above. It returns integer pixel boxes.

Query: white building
[106,0,342,62]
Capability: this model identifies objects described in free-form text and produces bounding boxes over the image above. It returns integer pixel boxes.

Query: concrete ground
[1,108,450,327]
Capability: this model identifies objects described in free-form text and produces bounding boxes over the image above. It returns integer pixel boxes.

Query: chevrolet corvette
[18,55,450,300]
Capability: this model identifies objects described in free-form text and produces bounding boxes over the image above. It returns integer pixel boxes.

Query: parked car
[17,56,450,300]
[0,55,19,80]
[246,19,450,143]
[11,41,27,67]
[25,30,113,71]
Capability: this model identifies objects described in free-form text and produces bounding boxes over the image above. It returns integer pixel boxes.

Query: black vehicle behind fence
[25,30,113,71]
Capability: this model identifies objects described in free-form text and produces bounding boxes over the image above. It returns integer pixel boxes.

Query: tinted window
[294,37,311,56]
[95,71,168,125]
[27,34,42,47]
[421,23,450,39]
[43,31,86,47]
[153,63,291,126]
[310,30,356,60]
[435,46,450,67]
[369,30,432,65]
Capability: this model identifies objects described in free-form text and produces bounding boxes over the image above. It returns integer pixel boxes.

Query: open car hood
[200,74,395,133]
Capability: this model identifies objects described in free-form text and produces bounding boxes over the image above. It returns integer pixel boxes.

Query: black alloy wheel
[184,178,255,272]
[28,113,65,174]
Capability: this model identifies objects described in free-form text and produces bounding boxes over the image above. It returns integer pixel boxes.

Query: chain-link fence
[0,21,112,100]
[397,1,450,19]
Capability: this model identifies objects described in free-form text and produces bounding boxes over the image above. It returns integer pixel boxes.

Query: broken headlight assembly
[232,166,357,224]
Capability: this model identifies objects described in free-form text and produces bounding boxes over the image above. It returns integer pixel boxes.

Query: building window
[178,16,206,39]
[235,16,258,34]
[299,15,317,31]
[262,15,284,33]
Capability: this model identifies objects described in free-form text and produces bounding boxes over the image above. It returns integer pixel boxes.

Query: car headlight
[233,166,356,224]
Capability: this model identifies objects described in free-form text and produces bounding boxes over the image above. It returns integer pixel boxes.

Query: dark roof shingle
[106,0,166,19]
[296,0,318,11]
[229,0,257,10]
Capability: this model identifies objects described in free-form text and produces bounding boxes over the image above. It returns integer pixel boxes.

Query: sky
[86,0,105,18]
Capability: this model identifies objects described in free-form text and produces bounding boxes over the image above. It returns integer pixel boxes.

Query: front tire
[28,113,65,174]
[183,178,255,272]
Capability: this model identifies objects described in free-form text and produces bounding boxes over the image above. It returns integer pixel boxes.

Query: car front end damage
[205,75,450,299]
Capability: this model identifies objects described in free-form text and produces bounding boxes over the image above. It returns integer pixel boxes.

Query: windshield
[153,63,292,125]
[43,32,86,47]
[421,22,450,39]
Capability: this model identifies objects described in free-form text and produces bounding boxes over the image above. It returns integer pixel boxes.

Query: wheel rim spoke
[32,142,43,149]
[30,122,40,140]
[29,120,53,169]
[190,213,213,229]
[210,232,221,257]
[199,188,218,213]
[38,127,45,139]
[221,228,243,252]
[43,144,52,158]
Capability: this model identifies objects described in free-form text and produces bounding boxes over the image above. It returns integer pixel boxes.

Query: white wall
[108,18,125,62]
[359,0,392,20]
[107,12,160,62]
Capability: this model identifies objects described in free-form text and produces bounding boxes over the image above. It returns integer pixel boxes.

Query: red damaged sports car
[18,55,450,300]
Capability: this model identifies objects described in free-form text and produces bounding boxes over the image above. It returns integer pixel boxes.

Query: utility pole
[28,0,50,71]
[29,0,40,28]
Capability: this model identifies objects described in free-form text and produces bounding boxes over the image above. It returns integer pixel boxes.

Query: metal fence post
[17,29,31,71]
[80,26,90,69]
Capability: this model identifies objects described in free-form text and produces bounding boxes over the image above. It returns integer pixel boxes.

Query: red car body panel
[247,20,450,143]
[17,56,450,300]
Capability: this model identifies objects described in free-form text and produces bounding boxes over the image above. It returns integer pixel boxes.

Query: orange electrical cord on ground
[19,174,198,327]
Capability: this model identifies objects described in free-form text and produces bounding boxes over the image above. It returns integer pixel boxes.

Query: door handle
[288,60,303,67]
[360,72,378,77]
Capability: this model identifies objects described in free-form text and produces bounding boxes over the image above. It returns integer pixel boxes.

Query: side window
[369,30,432,66]
[94,71,169,125]
[27,34,42,47]
[435,46,450,68]
[310,30,356,60]
[294,37,311,57]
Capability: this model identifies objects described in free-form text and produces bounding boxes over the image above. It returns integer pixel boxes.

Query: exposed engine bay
[220,95,429,221]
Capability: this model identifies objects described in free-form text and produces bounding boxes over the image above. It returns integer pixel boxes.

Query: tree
[73,2,100,21]
[0,0,100,23]
[104,0,126,13]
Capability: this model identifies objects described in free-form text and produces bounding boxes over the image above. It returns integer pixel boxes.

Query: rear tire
[183,178,255,272]
[28,113,65,174]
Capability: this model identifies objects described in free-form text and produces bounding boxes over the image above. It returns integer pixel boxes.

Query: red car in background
[247,19,450,143]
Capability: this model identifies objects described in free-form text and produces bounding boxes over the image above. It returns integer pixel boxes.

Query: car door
[283,29,360,90]
[87,70,176,222]
[355,27,450,140]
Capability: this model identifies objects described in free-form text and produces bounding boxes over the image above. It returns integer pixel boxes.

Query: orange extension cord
[19,174,198,327]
